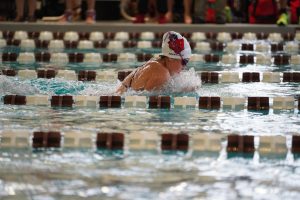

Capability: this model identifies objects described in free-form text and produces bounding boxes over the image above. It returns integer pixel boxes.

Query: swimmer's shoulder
[146,60,169,74]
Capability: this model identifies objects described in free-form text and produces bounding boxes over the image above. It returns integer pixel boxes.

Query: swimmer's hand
[115,83,127,95]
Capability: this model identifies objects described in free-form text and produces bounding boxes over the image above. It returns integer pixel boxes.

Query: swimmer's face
[167,58,185,75]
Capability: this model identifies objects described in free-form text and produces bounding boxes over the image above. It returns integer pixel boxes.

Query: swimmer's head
[161,31,191,66]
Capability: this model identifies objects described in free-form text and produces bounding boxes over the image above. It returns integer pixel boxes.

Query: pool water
[0,32,300,200]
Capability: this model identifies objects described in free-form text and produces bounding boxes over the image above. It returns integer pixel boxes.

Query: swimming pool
[0,28,300,200]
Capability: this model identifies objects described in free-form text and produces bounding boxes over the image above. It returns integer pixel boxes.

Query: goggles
[181,58,189,66]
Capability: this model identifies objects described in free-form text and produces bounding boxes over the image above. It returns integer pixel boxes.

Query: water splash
[32,78,85,96]
[0,75,40,95]
[163,68,201,93]
[79,81,118,96]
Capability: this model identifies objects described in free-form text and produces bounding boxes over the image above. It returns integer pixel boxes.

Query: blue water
[0,37,300,199]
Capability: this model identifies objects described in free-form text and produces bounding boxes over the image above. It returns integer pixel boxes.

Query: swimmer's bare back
[116,59,171,94]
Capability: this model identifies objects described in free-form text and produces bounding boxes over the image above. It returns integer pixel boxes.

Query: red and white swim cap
[161,31,191,60]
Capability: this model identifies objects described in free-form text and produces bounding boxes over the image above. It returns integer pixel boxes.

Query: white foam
[32,78,84,96]
[79,81,118,96]
[164,68,201,93]
[0,75,39,95]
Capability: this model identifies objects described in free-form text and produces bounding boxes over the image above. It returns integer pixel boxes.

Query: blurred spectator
[60,0,96,24]
[249,0,278,24]
[15,0,37,22]
[289,0,300,24]
[183,0,192,23]
[193,0,226,24]
[166,0,192,24]
[277,0,288,25]
[276,0,300,25]
[227,0,250,23]
[134,0,168,23]
[165,0,173,22]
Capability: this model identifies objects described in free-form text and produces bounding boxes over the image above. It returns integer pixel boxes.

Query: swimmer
[116,31,193,95]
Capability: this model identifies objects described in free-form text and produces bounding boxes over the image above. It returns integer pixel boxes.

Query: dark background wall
[0,0,121,21]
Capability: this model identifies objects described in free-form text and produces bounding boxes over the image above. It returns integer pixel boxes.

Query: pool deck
[0,21,298,33]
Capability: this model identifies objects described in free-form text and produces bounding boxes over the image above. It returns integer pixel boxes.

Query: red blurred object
[133,14,145,23]
[206,8,216,23]
[206,0,216,23]
[290,0,300,24]
[249,0,278,24]
[158,14,167,24]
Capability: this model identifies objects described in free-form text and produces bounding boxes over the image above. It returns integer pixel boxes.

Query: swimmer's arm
[121,70,137,88]
[115,84,126,95]
[115,70,137,95]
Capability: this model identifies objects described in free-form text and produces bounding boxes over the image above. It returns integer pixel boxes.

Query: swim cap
[161,31,191,60]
